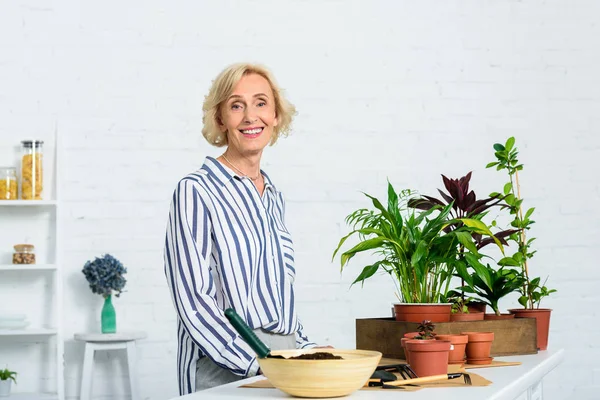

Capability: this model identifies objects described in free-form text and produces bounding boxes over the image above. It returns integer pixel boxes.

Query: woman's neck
[220,149,262,180]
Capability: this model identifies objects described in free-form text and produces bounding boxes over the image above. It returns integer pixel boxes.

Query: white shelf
[7,393,57,400]
[0,328,57,336]
[0,264,57,271]
[0,200,57,206]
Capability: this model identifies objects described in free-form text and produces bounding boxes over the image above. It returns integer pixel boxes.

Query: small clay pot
[405,339,451,377]
[450,312,485,322]
[435,334,468,365]
[461,331,494,364]
[484,313,515,320]
[402,332,423,363]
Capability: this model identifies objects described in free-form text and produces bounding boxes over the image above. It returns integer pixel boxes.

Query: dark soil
[289,352,343,360]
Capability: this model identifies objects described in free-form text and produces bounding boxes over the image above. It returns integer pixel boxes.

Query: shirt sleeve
[164,178,260,377]
[295,318,318,349]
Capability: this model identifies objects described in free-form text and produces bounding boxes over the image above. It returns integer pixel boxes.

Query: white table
[170,349,564,400]
[75,331,147,400]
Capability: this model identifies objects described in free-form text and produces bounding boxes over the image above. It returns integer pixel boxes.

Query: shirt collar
[202,156,276,193]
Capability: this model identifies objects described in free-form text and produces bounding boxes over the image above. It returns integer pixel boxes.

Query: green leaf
[503,182,513,195]
[518,296,529,308]
[505,137,516,152]
[505,194,516,206]
[494,143,505,152]
[411,240,429,266]
[351,262,383,287]
[458,218,504,252]
[525,207,535,220]
[454,231,478,254]
[340,237,387,267]
[465,253,492,290]
[486,162,499,168]
[498,257,520,267]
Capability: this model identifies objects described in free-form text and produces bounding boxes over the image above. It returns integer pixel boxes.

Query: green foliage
[456,253,525,315]
[0,368,17,384]
[488,137,556,309]
[332,182,504,303]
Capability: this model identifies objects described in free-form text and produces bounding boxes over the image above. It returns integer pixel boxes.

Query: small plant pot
[450,312,484,322]
[393,303,452,323]
[508,308,552,350]
[462,331,494,364]
[0,379,11,397]
[400,338,411,363]
[484,313,515,320]
[405,339,451,377]
[435,334,468,365]
[402,332,419,362]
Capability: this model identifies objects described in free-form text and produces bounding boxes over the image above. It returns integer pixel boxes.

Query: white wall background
[1,0,599,399]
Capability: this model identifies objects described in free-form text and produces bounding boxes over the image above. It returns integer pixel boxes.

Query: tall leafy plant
[332,182,503,303]
[487,137,556,309]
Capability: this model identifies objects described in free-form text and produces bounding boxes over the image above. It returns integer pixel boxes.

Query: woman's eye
[257,101,266,107]
[231,103,242,110]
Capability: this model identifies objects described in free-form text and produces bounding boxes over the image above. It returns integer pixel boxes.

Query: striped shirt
[164,156,316,395]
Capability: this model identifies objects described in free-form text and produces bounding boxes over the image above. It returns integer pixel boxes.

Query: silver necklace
[222,154,261,181]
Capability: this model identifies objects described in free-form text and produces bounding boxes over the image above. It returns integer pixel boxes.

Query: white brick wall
[1,1,599,399]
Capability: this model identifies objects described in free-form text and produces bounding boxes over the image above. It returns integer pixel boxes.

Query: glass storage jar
[0,167,18,200]
[13,244,36,264]
[21,140,44,200]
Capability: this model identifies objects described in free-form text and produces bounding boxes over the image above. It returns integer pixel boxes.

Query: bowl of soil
[258,348,382,398]
[224,308,381,398]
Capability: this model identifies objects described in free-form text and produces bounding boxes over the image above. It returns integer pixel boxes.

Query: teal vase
[101,294,116,333]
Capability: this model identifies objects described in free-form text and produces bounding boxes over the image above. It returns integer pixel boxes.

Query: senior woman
[164,63,322,394]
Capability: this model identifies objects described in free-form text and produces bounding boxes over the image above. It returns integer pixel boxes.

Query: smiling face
[218,73,279,157]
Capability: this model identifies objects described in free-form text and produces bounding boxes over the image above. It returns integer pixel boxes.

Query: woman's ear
[217,114,227,133]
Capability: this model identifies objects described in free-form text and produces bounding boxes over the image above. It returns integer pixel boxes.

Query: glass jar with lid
[0,167,18,200]
[13,244,36,264]
[21,140,44,200]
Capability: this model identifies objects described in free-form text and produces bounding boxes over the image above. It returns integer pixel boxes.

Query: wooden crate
[356,317,537,358]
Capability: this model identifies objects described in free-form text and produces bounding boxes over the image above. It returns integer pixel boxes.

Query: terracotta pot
[467,301,487,314]
[400,338,411,363]
[508,308,552,350]
[450,312,485,322]
[402,332,425,363]
[484,313,515,320]
[393,303,452,323]
[435,334,468,365]
[461,331,494,364]
[405,339,451,377]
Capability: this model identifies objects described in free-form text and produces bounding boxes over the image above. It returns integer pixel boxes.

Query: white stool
[75,331,147,400]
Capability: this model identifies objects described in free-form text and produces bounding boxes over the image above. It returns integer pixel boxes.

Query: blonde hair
[202,63,297,147]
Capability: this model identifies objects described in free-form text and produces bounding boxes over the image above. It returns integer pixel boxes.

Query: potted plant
[405,320,452,376]
[401,320,436,363]
[0,368,17,397]
[82,254,127,334]
[408,172,518,319]
[333,182,503,323]
[456,254,525,320]
[445,291,484,321]
[487,137,557,350]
